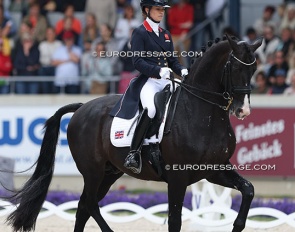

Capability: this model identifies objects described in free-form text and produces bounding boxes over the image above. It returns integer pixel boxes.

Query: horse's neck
[188,44,230,91]
[180,44,231,122]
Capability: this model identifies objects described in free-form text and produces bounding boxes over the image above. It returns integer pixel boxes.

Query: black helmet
[140,0,170,8]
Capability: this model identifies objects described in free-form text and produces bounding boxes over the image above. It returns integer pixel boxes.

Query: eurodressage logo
[164,164,276,171]
[93,50,203,58]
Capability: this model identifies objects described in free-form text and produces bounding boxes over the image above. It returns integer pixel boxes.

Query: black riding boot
[124,109,151,174]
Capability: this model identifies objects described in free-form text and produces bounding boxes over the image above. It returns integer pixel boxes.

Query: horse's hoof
[232,218,245,232]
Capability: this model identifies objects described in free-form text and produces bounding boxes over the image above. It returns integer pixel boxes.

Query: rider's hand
[159,67,172,80]
[181,69,188,77]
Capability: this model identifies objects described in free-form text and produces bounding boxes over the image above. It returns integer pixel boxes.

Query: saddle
[110,84,172,176]
[146,84,172,138]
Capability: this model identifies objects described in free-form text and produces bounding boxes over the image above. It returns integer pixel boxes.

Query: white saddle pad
[110,81,181,148]
[110,103,170,148]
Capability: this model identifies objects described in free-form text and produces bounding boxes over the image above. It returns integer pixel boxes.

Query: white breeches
[140,77,173,118]
[141,78,173,143]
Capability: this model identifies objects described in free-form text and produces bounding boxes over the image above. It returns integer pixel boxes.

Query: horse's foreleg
[206,165,254,232]
[167,180,187,232]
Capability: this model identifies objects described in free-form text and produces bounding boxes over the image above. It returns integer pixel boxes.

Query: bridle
[222,51,256,101]
[164,50,256,135]
[175,51,256,111]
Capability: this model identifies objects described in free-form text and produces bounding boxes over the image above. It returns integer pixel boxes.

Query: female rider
[111,0,188,174]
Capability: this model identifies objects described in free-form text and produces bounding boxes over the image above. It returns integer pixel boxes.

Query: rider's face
[147,6,165,22]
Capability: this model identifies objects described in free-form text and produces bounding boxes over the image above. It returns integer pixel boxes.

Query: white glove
[181,69,188,77]
[159,67,172,80]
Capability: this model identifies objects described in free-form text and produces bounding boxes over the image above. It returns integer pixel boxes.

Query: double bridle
[176,51,256,111]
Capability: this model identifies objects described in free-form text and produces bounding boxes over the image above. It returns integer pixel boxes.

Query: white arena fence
[1,181,295,230]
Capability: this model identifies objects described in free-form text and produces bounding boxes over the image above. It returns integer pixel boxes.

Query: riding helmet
[140,0,170,8]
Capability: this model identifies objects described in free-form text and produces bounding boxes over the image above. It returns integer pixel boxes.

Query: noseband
[174,51,256,111]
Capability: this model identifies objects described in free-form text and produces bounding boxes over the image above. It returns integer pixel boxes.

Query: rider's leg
[124,108,151,173]
[124,79,161,173]
[141,79,165,163]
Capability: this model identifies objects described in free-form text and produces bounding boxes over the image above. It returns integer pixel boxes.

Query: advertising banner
[0,107,78,175]
[230,108,295,177]
[1,106,295,176]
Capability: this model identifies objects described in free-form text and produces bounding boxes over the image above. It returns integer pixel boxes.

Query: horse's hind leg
[74,172,123,232]
[74,189,90,232]
[206,163,254,232]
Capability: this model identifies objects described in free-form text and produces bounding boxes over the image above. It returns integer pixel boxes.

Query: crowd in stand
[0,0,294,95]
[244,2,295,95]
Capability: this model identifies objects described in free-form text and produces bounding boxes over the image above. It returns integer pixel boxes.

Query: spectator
[0,37,12,94]
[55,4,82,37]
[82,13,100,45]
[284,71,295,95]
[92,24,122,75]
[264,53,275,76]
[167,0,194,60]
[267,50,289,86]
[38,27,62,93]
[269,69,289,94]
[85,0,117,30]
[56,16,80,46]
[80,39,92,91]
[117,0,128,18]
[12,20,33,60]
[83,41,113,94]
[0,4,15,38]
[279,3,295,33]
[242,27,258,45]
[255,25,281,64]
[277,27,293,58]
[114,4,140,47]
[51,30,82,94]
[22,2,48,42]
[118,28,139,94]
[0,27,11,56]
[13,32,40,94]
[252,71,269,94]
[253,5,276,36]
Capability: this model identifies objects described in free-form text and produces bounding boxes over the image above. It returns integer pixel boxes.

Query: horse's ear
[226,34,239,52]
[249,37,263,52]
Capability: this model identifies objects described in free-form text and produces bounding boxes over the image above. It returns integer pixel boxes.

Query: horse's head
[225,35,263,119]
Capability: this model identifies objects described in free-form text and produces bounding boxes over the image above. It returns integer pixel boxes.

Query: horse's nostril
[238,108,243,113]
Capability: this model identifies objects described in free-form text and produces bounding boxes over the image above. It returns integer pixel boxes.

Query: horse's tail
[7,103,83,232]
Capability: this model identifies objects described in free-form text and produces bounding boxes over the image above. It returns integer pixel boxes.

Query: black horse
[6,35,262,232]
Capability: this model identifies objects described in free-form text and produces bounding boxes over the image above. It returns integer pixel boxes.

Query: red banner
[230,108,295,177]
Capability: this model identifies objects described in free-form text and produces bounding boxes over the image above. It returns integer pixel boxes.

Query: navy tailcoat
[110,20,185,119]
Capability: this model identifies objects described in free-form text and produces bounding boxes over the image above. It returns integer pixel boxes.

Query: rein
[174,51,256,111]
